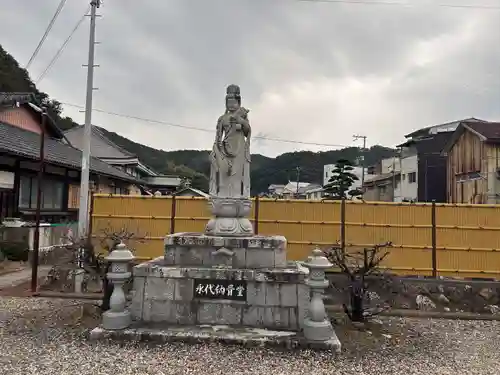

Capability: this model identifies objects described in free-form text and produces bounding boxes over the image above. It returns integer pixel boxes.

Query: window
[19,176,64,210]
[19,176,31,208]
[402,174,406,181]
[111,185,129,195]
[456,171,482,183]
[408,172,417,183]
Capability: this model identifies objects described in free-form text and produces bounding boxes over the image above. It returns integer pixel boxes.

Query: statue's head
[225,84,241,112]
[226,97,239,112]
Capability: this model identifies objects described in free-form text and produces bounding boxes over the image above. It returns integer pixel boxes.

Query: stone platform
[165,233,287,269]
[131,256,309,331]
[89,323,341,352]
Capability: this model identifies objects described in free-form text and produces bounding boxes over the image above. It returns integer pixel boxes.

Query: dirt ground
[0,261,27,277]
[0,280,37,297]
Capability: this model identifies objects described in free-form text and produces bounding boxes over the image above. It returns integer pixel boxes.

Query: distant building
[64,126,182,195]
[443,120,500,204]
[267,181,322,199]
[304,186,324,200]
[282,181,322,199]
[174,187,209,198]
[268,184,285,197]
[363,156,400,202]
[396,118,485,203]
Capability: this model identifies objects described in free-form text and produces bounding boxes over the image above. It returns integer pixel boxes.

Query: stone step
[89,323,341,352]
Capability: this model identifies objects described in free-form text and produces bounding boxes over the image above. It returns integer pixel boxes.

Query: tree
[323,159,363,200]
[326,242,393,323]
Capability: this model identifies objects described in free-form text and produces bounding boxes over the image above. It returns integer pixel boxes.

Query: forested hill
[1,43,395,194]
[98,127,396,194]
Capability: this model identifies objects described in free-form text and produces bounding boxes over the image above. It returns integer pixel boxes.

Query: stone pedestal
[164,233,287,269]
[205,197,253,237]
[127,233,310,331]
[130,258,309,331]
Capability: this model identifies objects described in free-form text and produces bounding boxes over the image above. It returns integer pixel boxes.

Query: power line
[296,0,500,9]
[60,101,354,148]
[36,7,90,84]
[26,0,68,70]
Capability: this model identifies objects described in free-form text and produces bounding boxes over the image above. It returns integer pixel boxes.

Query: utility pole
[78,0,100,241]
[31,106,47,293]
[392,155,396,202]
[295,166,301,198]
[353,134,367,190]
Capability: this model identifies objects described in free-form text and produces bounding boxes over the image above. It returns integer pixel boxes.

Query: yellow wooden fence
[91,194,500,279]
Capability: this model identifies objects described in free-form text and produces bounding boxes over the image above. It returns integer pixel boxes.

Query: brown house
[0,92,139,222]
[63,126,182,196]
[363,172,400,202]
[443,120,500,204]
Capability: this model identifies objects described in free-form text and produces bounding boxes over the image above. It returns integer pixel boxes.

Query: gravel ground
[0,297,499,375]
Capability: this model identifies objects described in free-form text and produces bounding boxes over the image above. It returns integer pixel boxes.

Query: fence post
[340,198,346,252]
[254,195,260,235]
[431,200,437,278]
[170,195,177,234]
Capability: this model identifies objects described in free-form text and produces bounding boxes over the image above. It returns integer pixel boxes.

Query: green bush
[0,241,29,262]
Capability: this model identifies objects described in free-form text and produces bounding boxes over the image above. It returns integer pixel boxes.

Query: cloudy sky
[1,0,499,156]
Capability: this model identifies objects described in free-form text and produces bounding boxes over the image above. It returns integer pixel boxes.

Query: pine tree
[323,159,363,200]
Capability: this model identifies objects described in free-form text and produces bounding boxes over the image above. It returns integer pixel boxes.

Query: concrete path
[0,266,51,290]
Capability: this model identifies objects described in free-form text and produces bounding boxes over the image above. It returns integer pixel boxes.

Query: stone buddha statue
[209,84,251,199]
[206,85,253,237]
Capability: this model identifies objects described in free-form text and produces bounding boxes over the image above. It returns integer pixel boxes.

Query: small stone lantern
[102,242,135,330]
[303,247,337,343]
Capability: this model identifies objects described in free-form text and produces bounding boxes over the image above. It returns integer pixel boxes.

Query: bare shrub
[41,223,146,312]
[326,241,393,323]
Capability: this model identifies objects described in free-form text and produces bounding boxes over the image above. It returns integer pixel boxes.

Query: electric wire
[295,0,500,10]
[36,7,90,84]
[60,102,355,148]
[25,0,68,70]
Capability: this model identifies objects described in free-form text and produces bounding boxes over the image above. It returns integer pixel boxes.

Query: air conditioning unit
[2,218,26,227]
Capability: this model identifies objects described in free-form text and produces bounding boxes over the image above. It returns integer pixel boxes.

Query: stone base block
[164,233,288,269]
[102,310,131,330]
[303,318,336,343]
[89,324,341,352]
[131,258,309,331]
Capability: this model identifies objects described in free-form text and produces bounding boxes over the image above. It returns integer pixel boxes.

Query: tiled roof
[463,121,500,141]
[0,121,138,183]
[0,92,66,139]
[174,187,210,198]
[404,117,485,138]
[364,172,399,185]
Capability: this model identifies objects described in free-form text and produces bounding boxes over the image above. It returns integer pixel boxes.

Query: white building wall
[381,157,400,174]
[379,156,402,202]
[323,164,336,186]
[398,155,418,202]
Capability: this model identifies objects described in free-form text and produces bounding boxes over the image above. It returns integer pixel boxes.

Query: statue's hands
[235,123,242,131]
